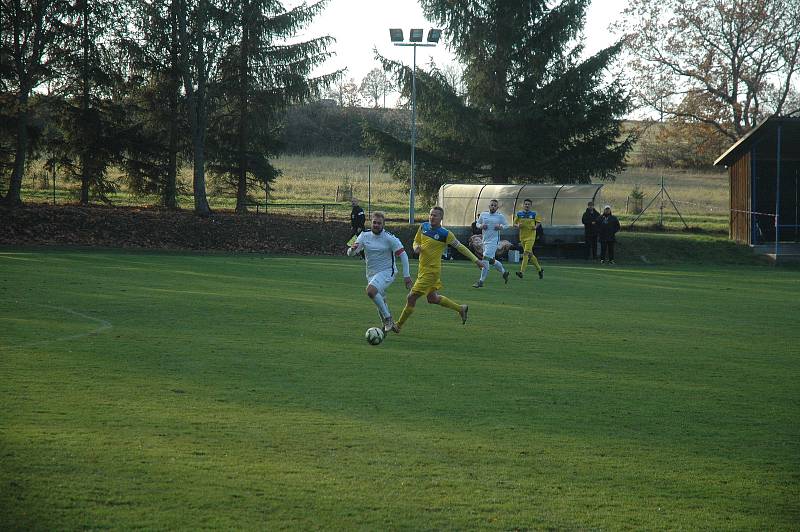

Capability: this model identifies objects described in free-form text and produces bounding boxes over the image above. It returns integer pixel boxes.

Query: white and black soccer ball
[365,326,385,345]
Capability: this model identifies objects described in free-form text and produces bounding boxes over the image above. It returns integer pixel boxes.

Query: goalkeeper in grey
[347,211,413,333]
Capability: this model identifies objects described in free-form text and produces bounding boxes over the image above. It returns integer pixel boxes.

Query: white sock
[493,260,505,273]
[479,265,489,282]
[373,293,390,319]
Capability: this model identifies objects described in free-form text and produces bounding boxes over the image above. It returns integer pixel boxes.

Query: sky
[292,0,629,103]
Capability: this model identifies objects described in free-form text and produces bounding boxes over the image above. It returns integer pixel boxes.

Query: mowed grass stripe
[1,249,798,529]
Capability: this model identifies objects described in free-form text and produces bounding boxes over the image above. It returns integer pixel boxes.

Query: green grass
[1,245,798,529]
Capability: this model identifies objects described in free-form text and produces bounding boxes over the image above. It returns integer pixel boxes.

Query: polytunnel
[437,183,604,244]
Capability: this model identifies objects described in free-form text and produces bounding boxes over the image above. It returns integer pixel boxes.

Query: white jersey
[476,211,507,245]
[355,229,407,278]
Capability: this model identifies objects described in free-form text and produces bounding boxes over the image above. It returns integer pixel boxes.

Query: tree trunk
[3,92,29,207]
[235,0,250,214]
[79,0,91,206]
[164,0,180,209]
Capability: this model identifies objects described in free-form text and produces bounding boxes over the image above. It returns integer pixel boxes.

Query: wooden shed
[714,116,800,250]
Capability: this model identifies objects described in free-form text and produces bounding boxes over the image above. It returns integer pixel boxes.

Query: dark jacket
[597,212,620,242]
[350,205,365,231]
[582,208,600,236]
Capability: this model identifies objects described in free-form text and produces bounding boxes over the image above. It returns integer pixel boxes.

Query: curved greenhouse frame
[437,183,605,244]
[437,183,604,226]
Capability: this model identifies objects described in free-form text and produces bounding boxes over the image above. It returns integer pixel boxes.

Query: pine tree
[0,0,71,206]
[206,0,337,213]
[366,0,633,202]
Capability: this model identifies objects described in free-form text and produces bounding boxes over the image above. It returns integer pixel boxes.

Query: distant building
[714,116,800,249]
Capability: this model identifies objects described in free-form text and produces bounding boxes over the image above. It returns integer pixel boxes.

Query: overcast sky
[292,0,629,101]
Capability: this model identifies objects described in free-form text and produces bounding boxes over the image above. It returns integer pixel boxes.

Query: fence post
[323,204,326,222]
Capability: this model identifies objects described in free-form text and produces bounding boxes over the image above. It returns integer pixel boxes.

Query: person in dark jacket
[597,205,621,264]
[350,197,365,237]
[581,201,601,260]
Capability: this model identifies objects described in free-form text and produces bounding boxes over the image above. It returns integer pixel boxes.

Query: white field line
[1,303,112,351]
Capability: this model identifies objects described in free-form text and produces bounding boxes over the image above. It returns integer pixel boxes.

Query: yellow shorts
[520,237,536,253]
[411,272,443,295]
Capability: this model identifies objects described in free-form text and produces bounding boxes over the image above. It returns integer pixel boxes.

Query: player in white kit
[347,211,413,332]
[473,199,510,288]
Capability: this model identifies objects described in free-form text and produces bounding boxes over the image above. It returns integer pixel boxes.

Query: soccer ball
[365,326,385,345]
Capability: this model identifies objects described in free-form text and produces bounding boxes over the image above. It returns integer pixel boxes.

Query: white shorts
[367,270,396,295]
[482,241,498,260]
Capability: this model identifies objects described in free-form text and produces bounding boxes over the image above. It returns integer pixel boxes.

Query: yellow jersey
[515,210,542,241]
[414,222,457,278]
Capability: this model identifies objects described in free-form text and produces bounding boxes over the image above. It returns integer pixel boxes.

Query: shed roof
[714,116,800,167]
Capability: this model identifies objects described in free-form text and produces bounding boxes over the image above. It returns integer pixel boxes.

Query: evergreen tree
[0,0,71,206]
[365,0,633,202]
[207,0,337,213]
[119,0,188,208]
[53,0,127,205]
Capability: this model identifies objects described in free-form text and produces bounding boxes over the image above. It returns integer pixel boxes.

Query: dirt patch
[0,204,353,254]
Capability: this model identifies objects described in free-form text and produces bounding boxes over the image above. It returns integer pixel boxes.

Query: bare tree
[437,61,466,101]
[616,0,800,140]
[359,67,390,108]
[326,76,360,107]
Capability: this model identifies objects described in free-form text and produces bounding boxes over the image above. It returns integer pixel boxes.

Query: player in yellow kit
[395,206,485,332]
[514,198,544,279]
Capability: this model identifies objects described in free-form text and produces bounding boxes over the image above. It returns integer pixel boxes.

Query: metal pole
[410,44,417,224]
[775,123,782,258]
[368,164,371,217]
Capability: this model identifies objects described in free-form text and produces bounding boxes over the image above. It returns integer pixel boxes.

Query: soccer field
[1,249,798,529]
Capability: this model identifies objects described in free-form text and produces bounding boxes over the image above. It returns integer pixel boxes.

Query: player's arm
[412,226,423,255]
[390,236,412,279]
[449,236,485,268]
[346,233,364,256]
[496,214,508,230]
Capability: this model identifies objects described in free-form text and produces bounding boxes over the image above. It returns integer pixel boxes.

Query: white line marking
[0,303,112,351]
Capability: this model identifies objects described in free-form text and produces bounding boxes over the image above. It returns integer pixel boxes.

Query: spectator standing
[597,205,621,264]
[350,197,366,237]
[581,201,601,260]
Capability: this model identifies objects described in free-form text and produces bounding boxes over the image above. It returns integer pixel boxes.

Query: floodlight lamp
[427,29,442,43]
[389,28,404,42]
[409,28,423,42]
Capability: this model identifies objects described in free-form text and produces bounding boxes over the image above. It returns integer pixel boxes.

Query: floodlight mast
[390,28,440,224]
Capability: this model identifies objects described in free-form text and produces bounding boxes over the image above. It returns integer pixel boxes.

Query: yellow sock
[529,254,542,272]
[397,305,414,326]
[520,254,529,273]
[438,296,461,312]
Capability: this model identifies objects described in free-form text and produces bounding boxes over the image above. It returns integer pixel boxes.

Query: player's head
[371,211,385,234]
[587,201,594,208]
[351,197,359,207]
[489,199,499,213]
[604,204,612,214]
[523,198,532,210]
[429,206,444,227]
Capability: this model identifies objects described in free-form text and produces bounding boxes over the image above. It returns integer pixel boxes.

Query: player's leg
[397,274,436,330]
[524,236,543,277]
[521,239,533,271]
[369,272,398,332]
[608,241,615,263]
[396,290,420,330]
[428,291,468,324]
